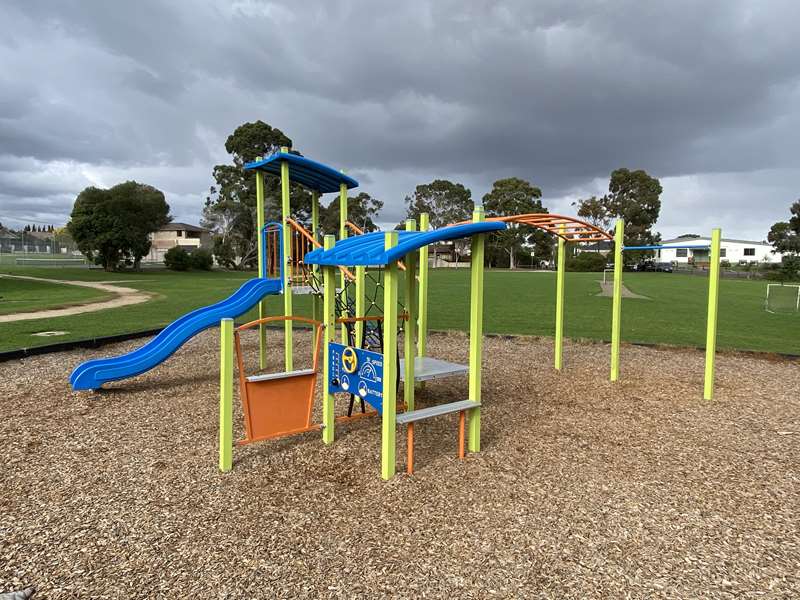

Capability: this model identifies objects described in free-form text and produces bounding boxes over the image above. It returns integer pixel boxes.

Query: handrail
[236,314,322,332]
[285,217,356,281]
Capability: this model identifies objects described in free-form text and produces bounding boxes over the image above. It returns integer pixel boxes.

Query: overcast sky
[1,1,799,241]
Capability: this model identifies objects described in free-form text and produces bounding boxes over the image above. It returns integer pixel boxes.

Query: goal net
[765,284,800,314]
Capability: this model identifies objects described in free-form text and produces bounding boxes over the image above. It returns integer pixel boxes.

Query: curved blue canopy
[304,221,506,267]
[244,152,358,194]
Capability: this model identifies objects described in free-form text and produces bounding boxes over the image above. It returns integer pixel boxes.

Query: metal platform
[399,356,469,382]
[289,285,342,295]
[246,368,314,383]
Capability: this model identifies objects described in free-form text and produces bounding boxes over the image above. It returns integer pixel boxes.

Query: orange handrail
[284,217,355,281]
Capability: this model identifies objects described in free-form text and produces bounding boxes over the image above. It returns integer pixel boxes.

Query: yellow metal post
[417,213,430,359]
[322,235,336,444]
[404,219,417,411]
[255,167,267,369]
[703,228,722,400]
[339,180,348,343]
[219,318,234,472]
[355,265,365,347]
[468,206,485,453]
[280,147,293,371]
[311,189,321,322]
[554,225,566,370]
[381,231,399,480]
[610,219,624,381]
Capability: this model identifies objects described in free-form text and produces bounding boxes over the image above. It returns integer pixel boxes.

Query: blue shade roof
[244,152,359,194]
[304,221,507,267]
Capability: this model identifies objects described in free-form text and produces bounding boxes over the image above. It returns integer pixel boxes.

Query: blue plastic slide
[70,278,281,391]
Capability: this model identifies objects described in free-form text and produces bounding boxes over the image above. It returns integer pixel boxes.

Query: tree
[202,120,312,270]
[404,180,473,261]
[768,200,800,256]
[404,180,473,228]
[573,195,610,230]
[320,192,384,235]
[483,177,546,269]
[67,181,170,270]
[574,168,663,263]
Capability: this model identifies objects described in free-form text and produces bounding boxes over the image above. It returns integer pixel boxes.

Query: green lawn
[0,277,112,316]
[0,265,797,355]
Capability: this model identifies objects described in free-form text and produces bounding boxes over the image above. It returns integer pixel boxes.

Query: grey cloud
[0,0,798,239]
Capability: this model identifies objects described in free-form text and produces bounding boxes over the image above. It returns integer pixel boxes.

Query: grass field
[0,276,112,316]
[0,264,797,354]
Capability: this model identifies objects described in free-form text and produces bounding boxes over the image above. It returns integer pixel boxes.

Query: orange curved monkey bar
[483,213,612,242]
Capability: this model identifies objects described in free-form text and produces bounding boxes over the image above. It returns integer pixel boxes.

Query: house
[146,222,212,263]
[657,235,785,265]
[0,227,20,252]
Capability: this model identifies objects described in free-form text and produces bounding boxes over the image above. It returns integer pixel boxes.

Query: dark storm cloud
[0,0,798,238]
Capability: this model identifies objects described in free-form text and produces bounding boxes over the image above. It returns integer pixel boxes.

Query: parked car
[655,262,673,272]
[633,261,656,272]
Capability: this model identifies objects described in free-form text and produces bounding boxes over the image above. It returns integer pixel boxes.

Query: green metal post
[468,206,485,453]
[322,235,336,444]
[255,168,267,369]
[404,219,417,411]
[219,318,234,472]
[417,212,430,359]
[280,147,293,371]
[381,231,399,480]
[610,219,624,381]
[554,225,566,371]
[339,180,348,343]
[355,265,365,347]
[311,190,322,322]
[704,228,722,400]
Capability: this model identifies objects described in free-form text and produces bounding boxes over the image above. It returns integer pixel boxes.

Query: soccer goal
[765,283,800,314]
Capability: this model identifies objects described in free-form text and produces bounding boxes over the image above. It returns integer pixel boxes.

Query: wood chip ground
[1,330,799,598]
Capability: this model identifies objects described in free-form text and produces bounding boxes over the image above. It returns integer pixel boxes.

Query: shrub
[191,248,214,271]
[164,246,192,271]
[566,252,607,272]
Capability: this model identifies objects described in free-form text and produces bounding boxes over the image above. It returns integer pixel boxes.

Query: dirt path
[596,279,650,299]
[0,274,151,322]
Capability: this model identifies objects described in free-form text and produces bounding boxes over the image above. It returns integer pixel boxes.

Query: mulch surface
[1,329,799,599]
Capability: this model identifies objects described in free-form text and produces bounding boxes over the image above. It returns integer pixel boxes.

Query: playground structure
[68,146,730,479]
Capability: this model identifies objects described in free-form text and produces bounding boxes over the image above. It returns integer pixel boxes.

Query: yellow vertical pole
[219,318,234,472]
[703,228,722,400]
[355,265,365,347]
[322,235,336,444]
[404,219,417,411]
[610,219,624,381]
[468,206,485,453]
[381,231,399,480]
[339,180,348,343]
[417,213,430,359]
[554,225,566,370]
[280,147,293,371]
[255,167,267,369]
[311,189,321,322]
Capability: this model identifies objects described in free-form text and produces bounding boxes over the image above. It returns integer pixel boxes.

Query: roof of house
[158,222,210,233]
[660,236,770,246]
[244,151,358,194]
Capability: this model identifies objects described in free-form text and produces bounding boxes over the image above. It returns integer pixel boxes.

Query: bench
[397,399,481,474]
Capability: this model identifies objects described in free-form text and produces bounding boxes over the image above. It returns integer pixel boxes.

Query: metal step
[397,399,481,424]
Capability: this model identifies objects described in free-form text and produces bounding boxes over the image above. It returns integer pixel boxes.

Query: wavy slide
[70,278,281,391]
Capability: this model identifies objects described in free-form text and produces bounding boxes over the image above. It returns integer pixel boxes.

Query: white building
[656,236,785,265]
[146,222,212,263]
